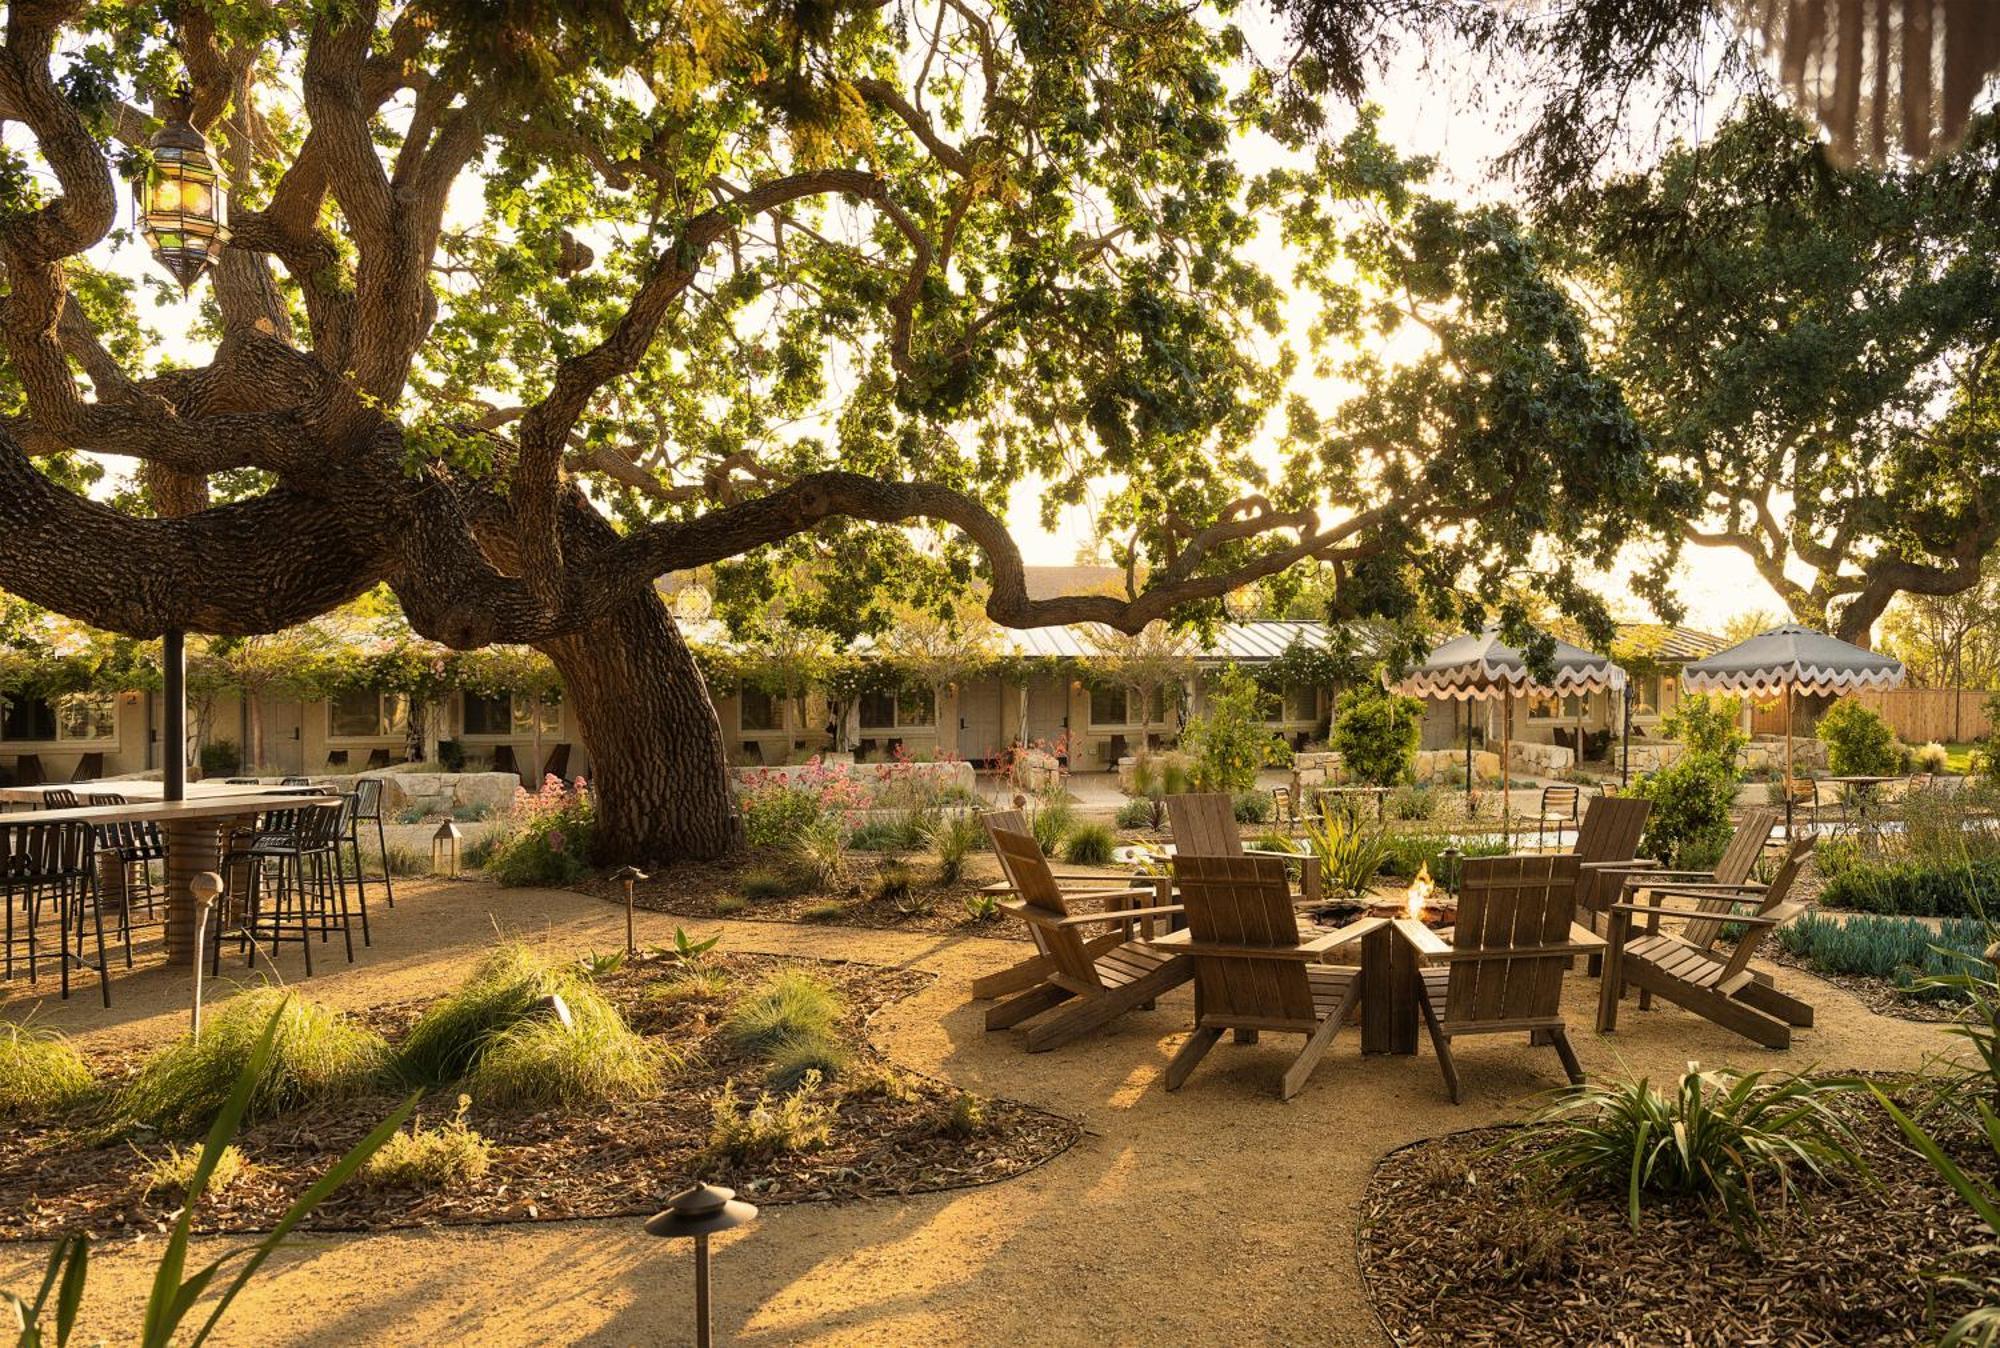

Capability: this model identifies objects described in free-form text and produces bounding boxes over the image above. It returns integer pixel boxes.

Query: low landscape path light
[645,1182,759,1348]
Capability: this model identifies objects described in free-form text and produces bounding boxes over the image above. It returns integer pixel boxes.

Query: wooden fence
[1750,687,1997,743]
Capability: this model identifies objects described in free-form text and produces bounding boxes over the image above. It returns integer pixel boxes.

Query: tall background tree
[0,2,1676,863]
[1575,100,2000,644]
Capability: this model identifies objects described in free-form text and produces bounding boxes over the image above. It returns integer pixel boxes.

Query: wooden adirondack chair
[981,826,1189,1052]
[1393,854,1601,1102]
[1596,835,1817,1049]
[1150,853,1379,1099]
[541,743,571,784]
[1627,808,1781,954]
[971,810,1166,1000]
[1166,792,1323,906]
[1565,796,1654,955]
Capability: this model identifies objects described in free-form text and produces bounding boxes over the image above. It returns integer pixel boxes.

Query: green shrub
[648,966,732,1006]
[1299,813,1393,897]
[1115,799,1156,830]
[1517,1065,1861,1236]
[360,1097,494,1189]
[922,811,984,885]
[740,775,862,849]
[146,1142,253,1198]
[384,842,432,877]
[740,867,800,901]
[485,784,595,887]
[1328,683,1424,787]
[121,990,387,1137]
[1380,833,1510,888]
[763,1034,851,1093]
[942,1091,989,1138]
[703,1072,834,1163]
[1632,750,1739,866]
[714,895,748,915]
[1661,692,1747,761]
[1232,790,1273,824]
[1776,912,1992,999]
[197,740,240,778]
[392,944,572,1087]
[1817,699,1901,777]
[867,859,918,905]
[845,819,908,852]
[723,970,846,1056]
[1913,741,1951,775]
[1028,790,1076,856]
[801,900,845,922]
[963,891,1000,921]
[1062,821,1117,865]
[466,983,665,1109]
[1386,784,1439,821]
[1817,860,2000,920]
[1182,667,1292,791]
[0,1024,95,1120]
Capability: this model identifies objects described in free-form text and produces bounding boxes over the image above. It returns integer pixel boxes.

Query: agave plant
[1516,1063,1863,1238]
[1297,813,1394,898]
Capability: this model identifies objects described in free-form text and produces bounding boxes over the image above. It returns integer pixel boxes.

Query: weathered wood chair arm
[1389,917,1451,958]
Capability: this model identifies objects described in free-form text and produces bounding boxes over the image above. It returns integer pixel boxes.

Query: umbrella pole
[1501,689,1512,846]
[1784,684,1795,840]
[1463,700,1473,810]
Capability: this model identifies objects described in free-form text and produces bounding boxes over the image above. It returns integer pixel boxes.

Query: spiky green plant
[1297,812,1394,898]
[1028,790,1076,856]
[922,811,984,886]
[1777,912,1992,999]
[1516,1065,1863,1237]
[1061,821,1117,865]
[790,815,848,891]
[119,990,387,1138]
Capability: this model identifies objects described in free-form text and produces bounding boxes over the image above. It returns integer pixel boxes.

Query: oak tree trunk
[539,590,738,864]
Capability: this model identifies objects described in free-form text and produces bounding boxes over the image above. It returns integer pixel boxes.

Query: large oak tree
[0,1,1674,863]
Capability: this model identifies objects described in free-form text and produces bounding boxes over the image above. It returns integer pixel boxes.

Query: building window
[1631,674,1663,718]
[1089,685,1128,727]
[462,693,510,736]
[1527,692,1588,722]
[0,693,114,744]
[1284,685,1317,723]
[861,687,933,730]
[740,688,782,732]
[897,687,936,727]
[329,689,410,739]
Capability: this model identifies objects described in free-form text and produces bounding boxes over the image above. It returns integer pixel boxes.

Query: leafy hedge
[1816,859,2000,920]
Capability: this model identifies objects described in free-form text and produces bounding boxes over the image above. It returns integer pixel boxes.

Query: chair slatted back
[1681,808,1780,949]
[986,824,1100,987]
[1540,785,1581,819]
[1571,796,1651,913]
[40,789,80,809]
[1446,855,1581,1028]
[1166,793,1243,858]
[1171,853,1315,1028]
[69,752,103,783]
[1270,785,1295,827]
[1716,834,1815,984]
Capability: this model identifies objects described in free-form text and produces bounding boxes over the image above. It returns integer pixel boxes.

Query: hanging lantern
[137,115,228,292]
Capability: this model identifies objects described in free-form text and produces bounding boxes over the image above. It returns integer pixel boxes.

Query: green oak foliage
[1576,100,2000,642]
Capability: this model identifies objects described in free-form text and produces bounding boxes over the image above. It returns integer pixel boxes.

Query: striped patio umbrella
[1680,624,1906,836]
[1389,629,1626,840]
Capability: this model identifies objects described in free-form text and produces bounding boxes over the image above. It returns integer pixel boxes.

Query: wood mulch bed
[0,953,1078,1239]
[576,853,1042,941]
[1357,1089,1995,1345]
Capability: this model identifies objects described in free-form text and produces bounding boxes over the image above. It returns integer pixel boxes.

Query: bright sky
[76,9,1796,638]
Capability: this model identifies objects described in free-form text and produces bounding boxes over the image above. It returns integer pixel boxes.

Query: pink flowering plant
[737,760,868,848]
[487,775,596,887]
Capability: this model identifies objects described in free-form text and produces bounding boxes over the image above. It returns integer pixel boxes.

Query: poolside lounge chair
[972,809,1164,999]
[1393,854,1600,1102]
[491,744,521,785]
[542,743,571,785]
[1166,792,1322,906]
[11,754,44,789]
[1149,853,1376,1100]
[981,825,1188,1052]
[1596,835,1817,1049]
[68,752,103,784]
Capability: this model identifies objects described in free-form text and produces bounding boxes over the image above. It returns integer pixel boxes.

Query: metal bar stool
[345,777,394,910]
[0,821,111,1006]
[222,803,355,977]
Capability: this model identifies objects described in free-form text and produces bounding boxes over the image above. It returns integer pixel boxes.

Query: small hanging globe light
[137,112,228,292]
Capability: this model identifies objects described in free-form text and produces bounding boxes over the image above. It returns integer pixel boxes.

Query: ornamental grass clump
[1062,821,1117,865]
[0,1024,96,1121]
[120,989,387,1137]
[146,1142,254,1199]
[922,811,984,885]
[722,971,846,1056]
[1517,1064,1862,1237]
[391,943,572,1087]
[466,982,666,1110]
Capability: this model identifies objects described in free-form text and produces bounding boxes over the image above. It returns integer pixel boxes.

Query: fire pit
[1308,863,1458,931]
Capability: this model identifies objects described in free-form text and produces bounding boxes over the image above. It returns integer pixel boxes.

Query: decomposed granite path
[0,874,1963,1346]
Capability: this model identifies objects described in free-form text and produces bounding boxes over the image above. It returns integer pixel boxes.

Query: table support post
[162,817,226,966]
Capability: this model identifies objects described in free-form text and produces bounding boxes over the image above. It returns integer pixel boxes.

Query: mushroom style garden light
[137,111,228,293]
[646,1183,759,1348]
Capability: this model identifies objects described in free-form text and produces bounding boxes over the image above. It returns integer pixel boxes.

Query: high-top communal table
[15,789,334,966]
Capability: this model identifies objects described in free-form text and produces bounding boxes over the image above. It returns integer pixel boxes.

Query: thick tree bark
[538,590,737,864]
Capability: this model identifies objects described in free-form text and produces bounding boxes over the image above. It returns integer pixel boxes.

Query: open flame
[1405,863,1434,921]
